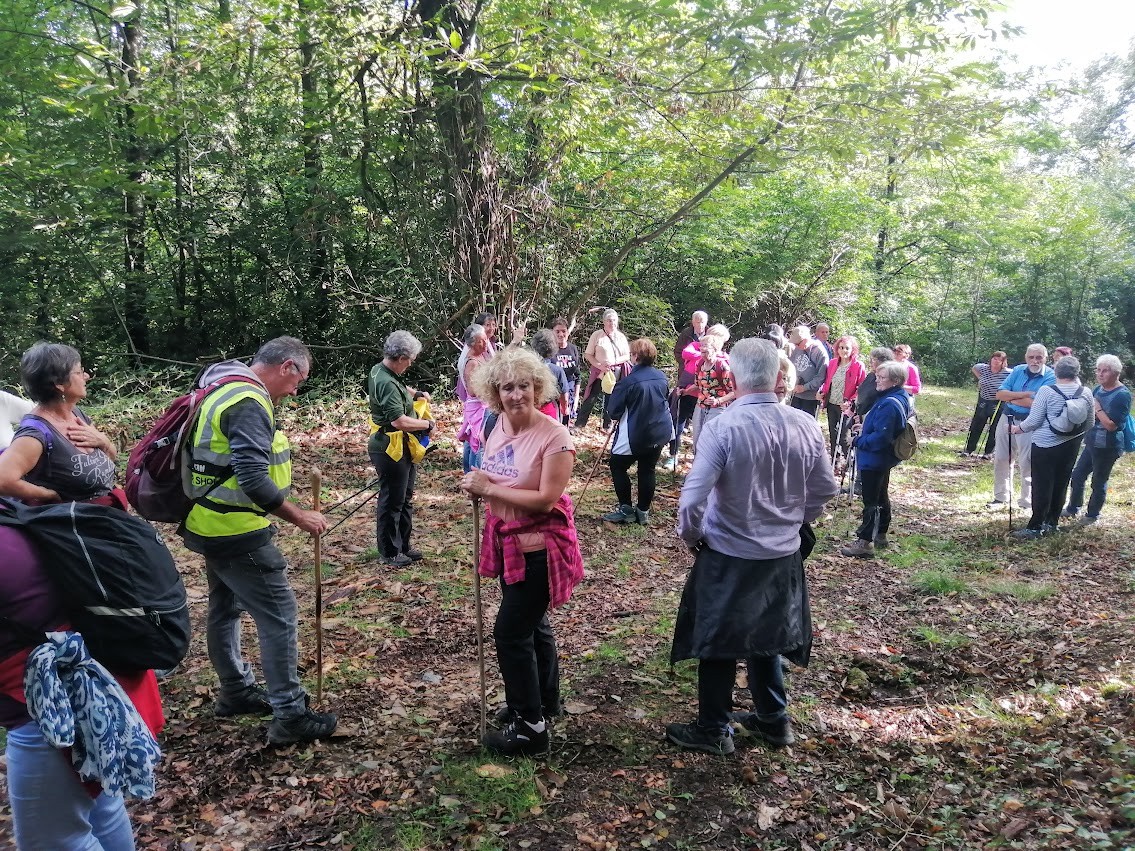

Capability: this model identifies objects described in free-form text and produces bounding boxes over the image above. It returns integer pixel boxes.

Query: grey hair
[463,324,486,346]
[531,328,557,359]
[705,323,731,343]
[1097,354,1122,373]
[877,360,909,387]
[692,310,708,323]
[252,336,312,371]
[1054,355,1080,380]
[869,347,894,365]
[384,330,422,361]
[20,341,81,403]
[602,308,619,324]
[1026,343,1047,358]
[730,338,779,392]
[815,322,830,331]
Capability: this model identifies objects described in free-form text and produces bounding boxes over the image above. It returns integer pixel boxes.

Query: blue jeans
[462,441,482,474]
[1066,444,1122,518]
[6,722,135,850]
[205,542,306,719]
[697,657,787,734]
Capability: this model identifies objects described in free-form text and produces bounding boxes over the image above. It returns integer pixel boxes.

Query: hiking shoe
[602,504,636,524]
[1079,515,1098,526]
[403,548,424,562]
[665,721,734,756]
[1011,528,1042,540]
[482,718,549,757]
[839,538,875,558]
[661,456,678,472]
[635,508,650,525]
[492,704,563,727]
[986,500,1006,510]
[382,553,412,566]
[214,684,272,718]
[873,534,889,549]
[267,708,338,745]
[981,453,994,460]
[729,713,796,747]
[1060,508,1078,519]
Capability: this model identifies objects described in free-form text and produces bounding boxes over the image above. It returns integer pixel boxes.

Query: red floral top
[696,355,734,409]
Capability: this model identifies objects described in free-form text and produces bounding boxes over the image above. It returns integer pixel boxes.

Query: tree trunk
[121,13,148,355]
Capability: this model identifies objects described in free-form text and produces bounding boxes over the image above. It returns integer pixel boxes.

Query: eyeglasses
[287,362,309,384]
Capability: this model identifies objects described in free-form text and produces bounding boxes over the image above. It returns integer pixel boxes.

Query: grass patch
[982,578,1056,601]
[910,568,968,595]
[911,625,972,649]
[441,757,542,822]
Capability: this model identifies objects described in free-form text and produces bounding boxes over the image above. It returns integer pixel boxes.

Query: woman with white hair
[575,309,631,431]
[1010,356,1090,538]
[690,324,734,450]
[1062,354,1131,526]
[840,360,911,558]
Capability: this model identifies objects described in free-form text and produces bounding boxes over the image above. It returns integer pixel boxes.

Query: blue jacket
[608,364,673,455]
[853,386,911,471]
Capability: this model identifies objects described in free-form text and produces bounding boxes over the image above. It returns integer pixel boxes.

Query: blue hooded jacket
[853,385,911,471]
[608,364,674,455]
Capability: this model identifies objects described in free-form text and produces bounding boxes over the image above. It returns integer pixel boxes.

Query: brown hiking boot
[839,538,875,558]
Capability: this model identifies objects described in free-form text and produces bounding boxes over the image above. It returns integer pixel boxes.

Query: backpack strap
[17,415,54,452]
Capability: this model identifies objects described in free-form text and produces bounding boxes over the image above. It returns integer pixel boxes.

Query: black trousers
[697,657,787,732]
[1028,439,1083,529]
[575,387,611,429]
[369,449,416,559]
[964,398,1001,455]
[495,550,560,723]
[825,403,851,458]
[669,392,697,456]
[856,466,892,541]
[610,446,664,510]
[790,397,820,418]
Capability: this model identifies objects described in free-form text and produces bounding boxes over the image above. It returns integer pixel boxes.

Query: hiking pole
[1006,415,1014,533]
[311,469,324,706]
[471,496,487,741]
[577,425,616,508]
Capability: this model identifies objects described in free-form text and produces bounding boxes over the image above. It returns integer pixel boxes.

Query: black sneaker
[492,703,564,727]
[729,712,795,747]
[403,548,424,562]
[665,721,734,755]
[267,708,338,745]
[214,684,273,718]
[482,718,549,757]
[382,553,412,566]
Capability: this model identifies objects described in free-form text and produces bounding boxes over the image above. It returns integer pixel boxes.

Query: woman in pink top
[819,335,867,460]
[893,344,921,397]
[460,348,584,757]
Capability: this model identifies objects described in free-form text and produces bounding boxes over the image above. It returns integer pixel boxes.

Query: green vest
[184,381,291,538]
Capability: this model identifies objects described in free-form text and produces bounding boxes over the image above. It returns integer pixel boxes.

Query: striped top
[1018,381,1087,448]
[974,363,1011,401]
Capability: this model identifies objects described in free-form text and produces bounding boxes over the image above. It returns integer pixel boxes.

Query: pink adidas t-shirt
[480,413,575,552]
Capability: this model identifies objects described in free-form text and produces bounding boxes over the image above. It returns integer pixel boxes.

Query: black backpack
[0,499,191,671]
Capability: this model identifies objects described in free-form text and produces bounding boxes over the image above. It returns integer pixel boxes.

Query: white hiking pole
[471,497,487,741]
[1006,415,1014,533]
[311,470,324,706]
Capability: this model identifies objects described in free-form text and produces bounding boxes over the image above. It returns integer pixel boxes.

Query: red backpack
[124,375,247,522]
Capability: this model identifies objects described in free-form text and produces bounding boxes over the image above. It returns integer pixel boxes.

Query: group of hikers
[0,313,1129,847]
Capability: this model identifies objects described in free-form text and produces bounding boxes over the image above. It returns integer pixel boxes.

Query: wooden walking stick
[472,497,487,741]
[311,469,324,706]
[577,425,615,508]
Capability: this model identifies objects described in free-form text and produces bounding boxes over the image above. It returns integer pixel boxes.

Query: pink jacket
[820,358,867,404]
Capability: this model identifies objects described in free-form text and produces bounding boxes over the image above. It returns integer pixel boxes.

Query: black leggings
[1028,439,1083,529]
[495,551,559,723]
[964,399,1001,455]
[610,446,664,510]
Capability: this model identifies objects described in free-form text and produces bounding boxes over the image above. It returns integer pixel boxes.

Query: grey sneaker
[839,538,875,558]
[1079,515,1098,526]
[729,712,796,747]
[1060,508,1078,519]
[665,721,734,755]
[382,553,412,566]
[601,504,636,524]
[661,456,678,472]
[214,684,272,718]
[635,507,650,525]
[267,708,338,745]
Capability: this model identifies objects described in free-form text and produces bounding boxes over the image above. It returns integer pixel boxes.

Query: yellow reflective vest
[184,381,291,539]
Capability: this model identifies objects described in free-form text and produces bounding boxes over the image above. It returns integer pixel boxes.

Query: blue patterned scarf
[23,631,161,799]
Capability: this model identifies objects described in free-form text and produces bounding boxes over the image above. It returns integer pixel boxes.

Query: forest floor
[3,384,1134,850]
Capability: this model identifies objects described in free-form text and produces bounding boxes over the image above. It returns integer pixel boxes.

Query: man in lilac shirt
[666,338,838,756]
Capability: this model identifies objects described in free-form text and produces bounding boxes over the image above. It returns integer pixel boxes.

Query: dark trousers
[610,446,664,510]
[369,449,416,559]
[697,657,787,733]
[856,466,892,541]
[790,396,820,418]
[964,399,1001,455]
[669,391,697,456]
[1028,439,1083,529]
[1066,443,1122,518]
[825,403,851,458]
[495,550,560,723]
[575,388,611,429]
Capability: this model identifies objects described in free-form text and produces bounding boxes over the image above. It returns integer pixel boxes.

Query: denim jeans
[697,657,787,734]
[7,721,136,850]
[494,551,560,723]
[1066,444,1122,518]
[205,542,306,719]
[370,449,416,559]
[462,441,482,474]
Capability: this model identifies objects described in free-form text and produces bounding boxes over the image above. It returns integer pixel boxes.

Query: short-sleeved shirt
[974,363,1011,401]
[0,391,34,449]
[480,414,575,552]
[999,364,1055,418]
[696,355,733,409]
[15,411,115,501]
[554,344,582,385]
[544,359,572,398]
[367,362,413,454]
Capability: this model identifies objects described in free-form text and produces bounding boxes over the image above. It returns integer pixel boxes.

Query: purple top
[678,393,839,559]
[0,526,67,729]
